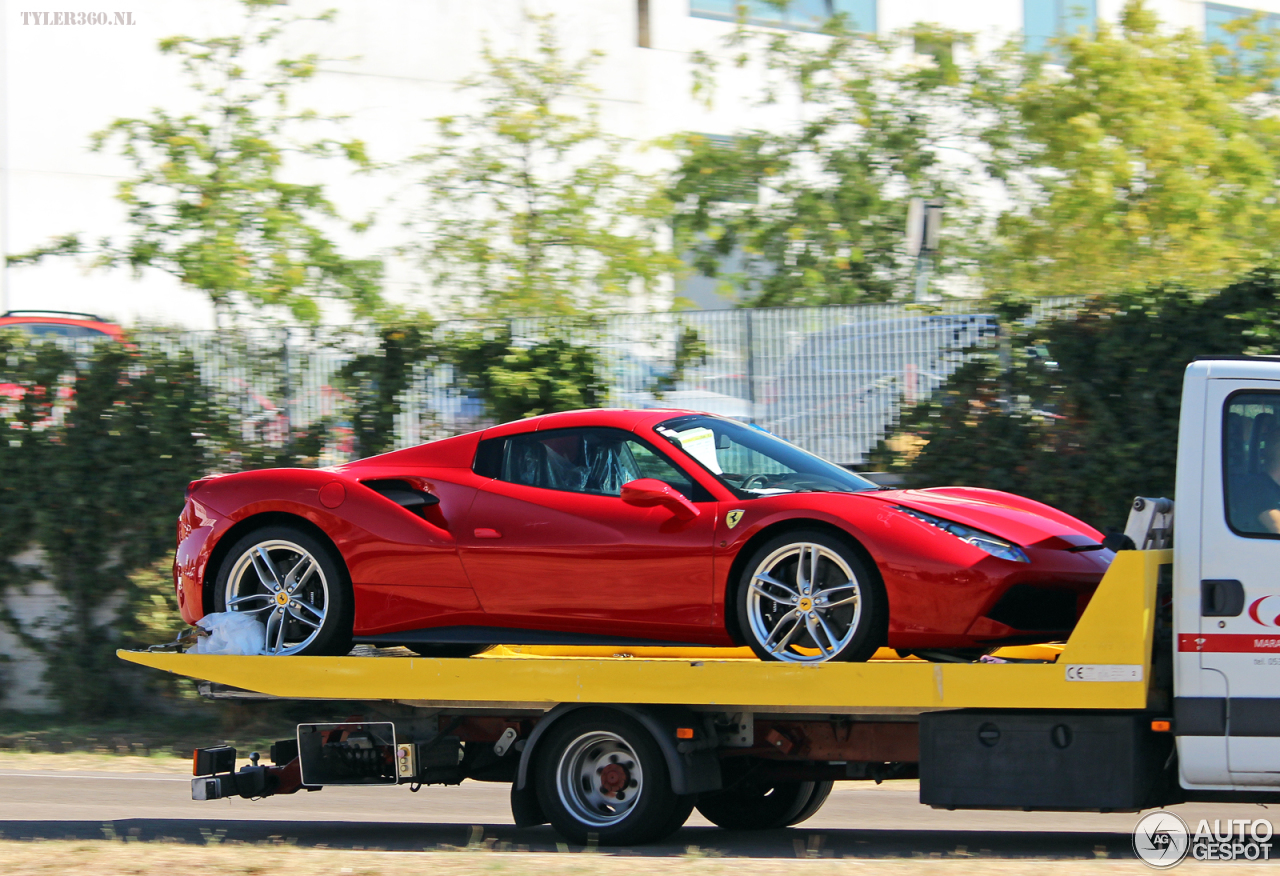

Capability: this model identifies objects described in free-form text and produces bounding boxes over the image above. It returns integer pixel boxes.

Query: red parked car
[0,310,125,341]
[175,409,1113,660]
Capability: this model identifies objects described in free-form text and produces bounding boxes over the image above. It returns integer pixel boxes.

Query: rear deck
[120,550,1166,715]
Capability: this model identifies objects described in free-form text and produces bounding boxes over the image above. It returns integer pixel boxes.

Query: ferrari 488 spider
[174,409,1113,662]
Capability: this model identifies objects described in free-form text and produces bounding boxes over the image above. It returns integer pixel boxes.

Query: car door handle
[473,528,502,539]
[1202,579,1245,617]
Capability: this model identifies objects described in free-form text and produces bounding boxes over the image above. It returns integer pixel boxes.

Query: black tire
[736,529,884,663]
[405,644,492,658]
[787,779,834,826]
[696,779,832,830]
[534,708,694,845]
[213,524,352,656]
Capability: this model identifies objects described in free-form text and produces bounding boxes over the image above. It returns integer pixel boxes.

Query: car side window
[495,428,696,499]
[1225,392,1280,536]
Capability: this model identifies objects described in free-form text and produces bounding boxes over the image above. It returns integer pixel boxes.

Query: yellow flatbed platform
[119,550,1166,716]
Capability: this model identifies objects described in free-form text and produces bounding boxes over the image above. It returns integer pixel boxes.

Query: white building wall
[0,0,1270,328]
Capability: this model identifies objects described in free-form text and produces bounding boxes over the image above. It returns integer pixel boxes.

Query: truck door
[1196,379,1280,783]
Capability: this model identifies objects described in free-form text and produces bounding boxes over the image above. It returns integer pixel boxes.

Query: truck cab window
[1224,392,1280,535]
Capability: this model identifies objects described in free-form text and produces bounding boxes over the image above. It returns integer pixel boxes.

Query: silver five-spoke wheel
[738,531,882,663]
[214,525,350,657]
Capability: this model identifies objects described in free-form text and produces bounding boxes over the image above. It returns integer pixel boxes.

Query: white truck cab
[1176,357,1280,789]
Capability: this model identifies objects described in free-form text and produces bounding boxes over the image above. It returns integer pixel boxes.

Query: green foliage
[676,1,1280,302]
[0,338,214,717]
[979,0,1280,296]
[407,14,682,318]
[8,0,382,326]
[670,20,988,306]
[336,322,437,459]
[448,330,607,423]
[872,275,1280,530]
[649,327,708,401]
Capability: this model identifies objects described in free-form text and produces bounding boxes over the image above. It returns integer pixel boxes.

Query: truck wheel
[738,530,884,663]
[788,779,834,826]
[695,779,833,830]
[534,708,694,845]
[214,525,352,656]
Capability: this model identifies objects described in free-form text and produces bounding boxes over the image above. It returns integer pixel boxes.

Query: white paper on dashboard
[678,427,722,474]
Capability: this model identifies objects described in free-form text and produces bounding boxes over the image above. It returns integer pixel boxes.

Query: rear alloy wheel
[696,778,834,830]
[214,525,351,656]
[535,708,694,845]
[738,530,883,663]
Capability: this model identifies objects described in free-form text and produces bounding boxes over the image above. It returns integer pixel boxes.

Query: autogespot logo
[1133,811,1190,868]
[1133,812,1275,867]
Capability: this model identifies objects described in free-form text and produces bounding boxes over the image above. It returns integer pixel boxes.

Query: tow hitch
[190,744,312,800]
[190,720,468,801]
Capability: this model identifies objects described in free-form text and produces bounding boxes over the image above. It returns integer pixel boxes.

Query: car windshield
[5,322,110,339]
[655,415,877,498]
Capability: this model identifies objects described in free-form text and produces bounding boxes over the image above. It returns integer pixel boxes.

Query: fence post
[997,320,1012,413]
[744,309,756,423]
[280,327,294,455]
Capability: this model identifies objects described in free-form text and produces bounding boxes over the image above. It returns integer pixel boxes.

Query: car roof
[481,408,706,438]
[0,311,125,340]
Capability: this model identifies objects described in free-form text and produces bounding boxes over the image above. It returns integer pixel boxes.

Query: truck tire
[787,779,834,826]
[533,707,694,845]
[695,779,834,830]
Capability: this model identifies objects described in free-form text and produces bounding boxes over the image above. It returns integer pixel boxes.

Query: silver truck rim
[746,542,861,663]
[555,730,645,828]
[223,539,328,655]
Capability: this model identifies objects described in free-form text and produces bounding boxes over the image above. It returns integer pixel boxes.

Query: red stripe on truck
[1178,633,1280,652]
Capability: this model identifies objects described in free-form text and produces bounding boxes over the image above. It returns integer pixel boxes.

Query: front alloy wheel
[738,530,883,663]
[214,525,351,656]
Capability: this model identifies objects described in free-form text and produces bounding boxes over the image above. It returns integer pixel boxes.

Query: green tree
[449,329,606,423]
[9,0,382,326]
[670,16,988,306]
[869,275,1280,531]
[980,0,1280,297]
[336,321,437,459]
[0,338,213,717]
[407,14,682,318]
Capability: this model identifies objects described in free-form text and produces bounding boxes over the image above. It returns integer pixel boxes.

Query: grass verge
[0,840,1271,875]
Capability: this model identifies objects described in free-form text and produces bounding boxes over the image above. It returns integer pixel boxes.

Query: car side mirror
[620,478,700,521]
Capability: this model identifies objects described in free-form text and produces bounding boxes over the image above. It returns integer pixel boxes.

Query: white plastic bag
[190,611,267,656]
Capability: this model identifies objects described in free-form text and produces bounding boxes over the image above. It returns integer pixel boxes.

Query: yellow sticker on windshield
[726,509,744,529]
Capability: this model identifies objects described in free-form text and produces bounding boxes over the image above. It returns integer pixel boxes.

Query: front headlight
[895,506,1030,563]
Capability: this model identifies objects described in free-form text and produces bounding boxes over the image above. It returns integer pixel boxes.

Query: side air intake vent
[362,480,440,517]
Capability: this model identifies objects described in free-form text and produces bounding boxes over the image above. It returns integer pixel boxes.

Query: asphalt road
[0,768,1272,858]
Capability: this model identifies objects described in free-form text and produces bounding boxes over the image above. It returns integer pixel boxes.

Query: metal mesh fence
[131,299,1077,467]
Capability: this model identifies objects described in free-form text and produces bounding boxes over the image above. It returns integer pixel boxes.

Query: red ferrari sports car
[174,408,1113,661]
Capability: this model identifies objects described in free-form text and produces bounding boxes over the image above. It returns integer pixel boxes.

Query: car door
[1197,380,1280,783]
[457,426,718,642]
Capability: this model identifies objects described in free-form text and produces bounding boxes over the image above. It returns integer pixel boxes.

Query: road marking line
[0,771,188,782]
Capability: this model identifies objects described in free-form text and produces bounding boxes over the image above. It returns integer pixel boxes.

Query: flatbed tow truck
[117,358,1280,845]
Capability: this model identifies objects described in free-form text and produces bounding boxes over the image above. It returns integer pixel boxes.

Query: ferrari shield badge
[726,509,745,529]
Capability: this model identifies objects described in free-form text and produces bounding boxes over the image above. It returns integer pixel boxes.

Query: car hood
[860,486,1104,549]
